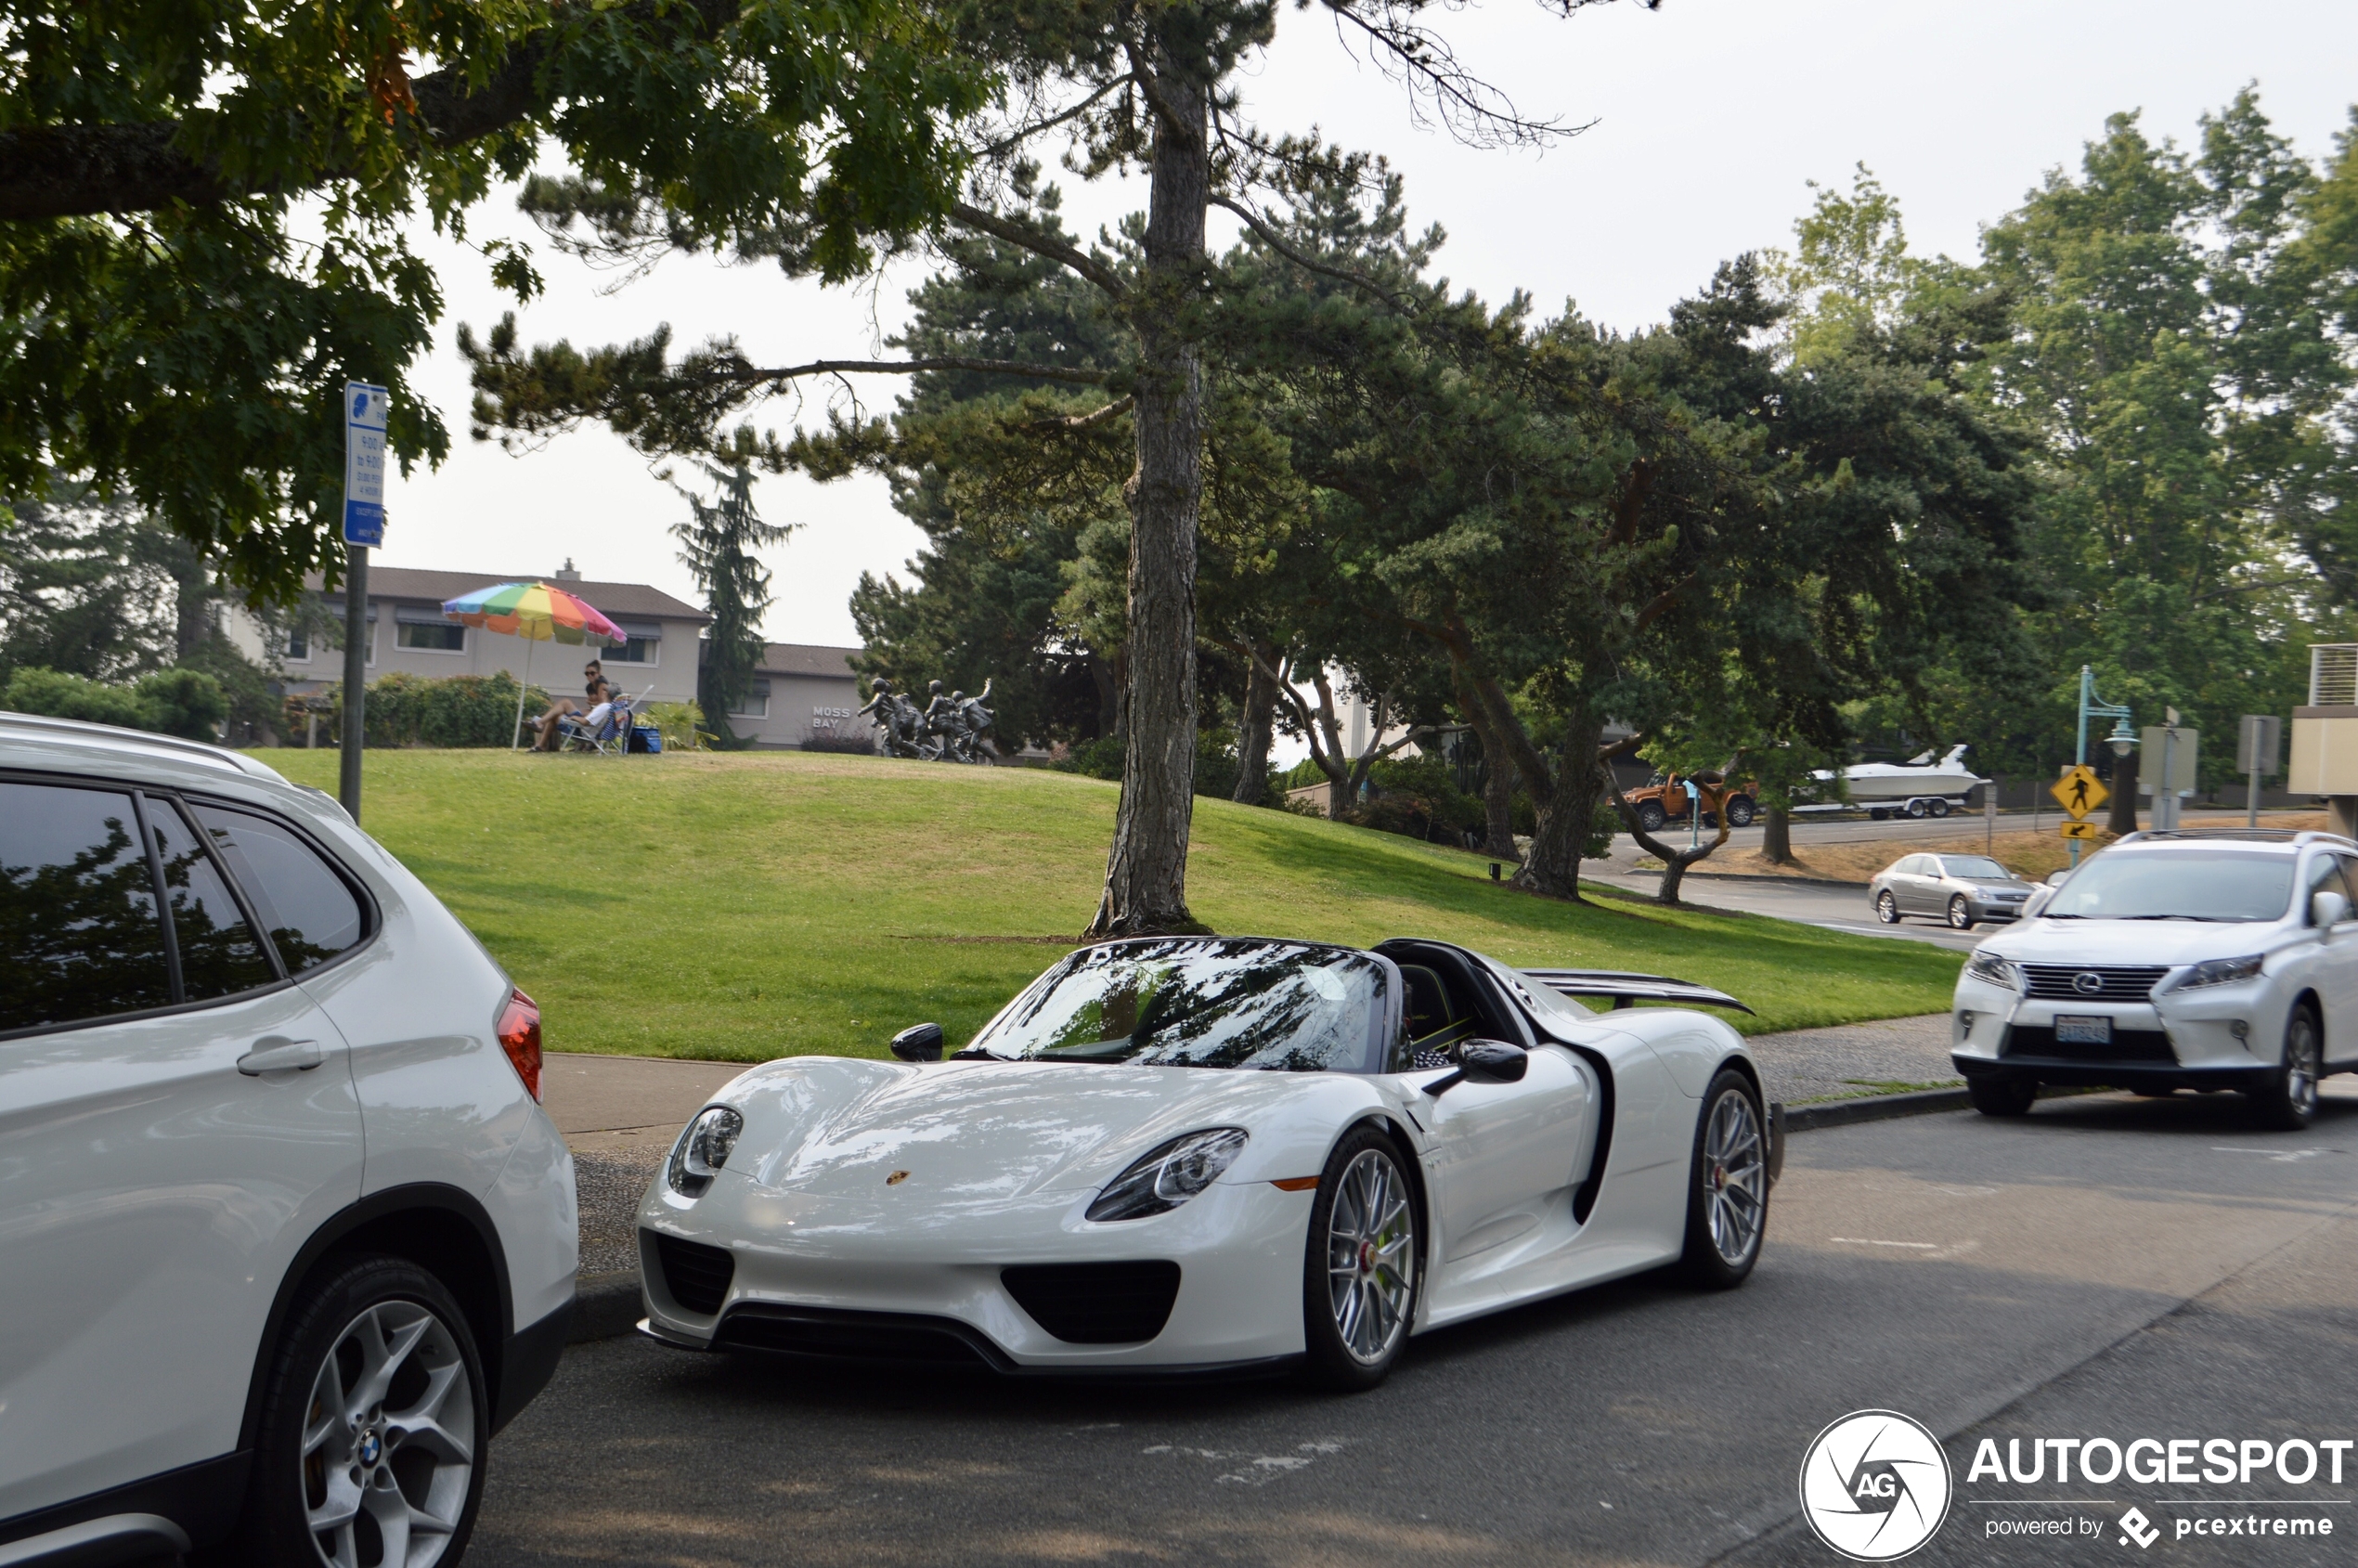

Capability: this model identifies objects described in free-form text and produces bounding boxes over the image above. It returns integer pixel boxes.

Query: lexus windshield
[965,940,1388,1072]
[2045,851,2294,922]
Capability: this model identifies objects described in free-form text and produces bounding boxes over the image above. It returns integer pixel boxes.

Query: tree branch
[948,200,1130,298]
[1023,395,1134,431]
[1211,195,1416,314]
[976,74,1134,159]
[750,356,1109,389]
[0,0,740,223]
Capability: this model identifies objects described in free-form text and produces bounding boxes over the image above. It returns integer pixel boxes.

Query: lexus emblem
[2072,972,2105,996]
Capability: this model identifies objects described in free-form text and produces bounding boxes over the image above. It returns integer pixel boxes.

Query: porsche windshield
[2045,850,2294,922]
[967,940,1386,1071]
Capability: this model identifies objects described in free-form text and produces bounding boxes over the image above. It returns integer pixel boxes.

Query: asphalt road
[1596,870,1988,953]
[470,1084,2358,1567]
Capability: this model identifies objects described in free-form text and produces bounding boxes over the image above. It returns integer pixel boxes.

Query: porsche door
[1420,1043,1593,1268]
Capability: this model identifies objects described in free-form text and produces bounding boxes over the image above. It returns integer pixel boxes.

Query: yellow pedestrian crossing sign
[2051,766,2109,820]
[2058,820,2104,841]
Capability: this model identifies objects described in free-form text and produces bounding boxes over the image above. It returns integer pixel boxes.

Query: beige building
[721,642,878,750]
[226,564,709,706]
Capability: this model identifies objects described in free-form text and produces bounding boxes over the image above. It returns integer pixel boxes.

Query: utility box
[2290,645,2358,796]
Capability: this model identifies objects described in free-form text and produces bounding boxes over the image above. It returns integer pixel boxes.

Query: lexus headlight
[2174,954,2265,991]
[1963,952,2023,991]
[667,1106,744,1198]
[1086,1128,1249,1222]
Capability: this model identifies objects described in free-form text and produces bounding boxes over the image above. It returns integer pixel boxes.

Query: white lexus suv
[1951,830,2358,1128]
[0,715,577,1566]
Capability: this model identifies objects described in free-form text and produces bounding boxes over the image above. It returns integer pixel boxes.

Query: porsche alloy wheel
[1302,1127,1419,1390]
[1678,1070,1768,1288]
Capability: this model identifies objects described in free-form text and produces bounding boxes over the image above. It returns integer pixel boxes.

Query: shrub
[287,673,553,748]
[1051,731,1244,798]
[132,667,231,741]
[4,667,149,730]
[799,727,879,754]
[642,701,709,752]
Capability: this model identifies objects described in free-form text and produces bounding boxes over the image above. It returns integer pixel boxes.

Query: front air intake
[1001,1261,1182,1343]
[649,1232,735,1315]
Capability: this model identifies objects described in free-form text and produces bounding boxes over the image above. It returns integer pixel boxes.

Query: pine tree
[672,463,793,745]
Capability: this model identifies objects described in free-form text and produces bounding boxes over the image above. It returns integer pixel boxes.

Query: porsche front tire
[1676,1070,1768,1289]
[1301,1125,1420,1392]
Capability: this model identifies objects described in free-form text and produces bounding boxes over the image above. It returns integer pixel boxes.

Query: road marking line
[1832,1237,1939,1249]
[2212,1147,2329,1163]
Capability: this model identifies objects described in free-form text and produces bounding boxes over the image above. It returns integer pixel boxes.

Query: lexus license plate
[2054,1014,2112,1045]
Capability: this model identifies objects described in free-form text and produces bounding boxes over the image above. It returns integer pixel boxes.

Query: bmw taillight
[497,988,543,1101]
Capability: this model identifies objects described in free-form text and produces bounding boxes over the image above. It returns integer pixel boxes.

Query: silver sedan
[1871,852,2038,929]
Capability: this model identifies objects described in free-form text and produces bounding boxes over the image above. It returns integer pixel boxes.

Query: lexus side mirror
[2313,891,2349,932]
[1423,1040,1529,1096]
[890,1022,945,1062]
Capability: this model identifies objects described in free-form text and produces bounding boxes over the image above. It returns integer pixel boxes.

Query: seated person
[1398,965,1474,1069]
[555,680,624,746]
[533,660,608,750]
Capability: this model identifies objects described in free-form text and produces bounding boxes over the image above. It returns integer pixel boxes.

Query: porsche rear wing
[1521,968,1755,1016]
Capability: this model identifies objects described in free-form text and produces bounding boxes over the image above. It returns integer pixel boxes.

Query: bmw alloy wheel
[1327,1147,1416,1365]
[1702,1088,1767,1266]
[303,1300,476,1568]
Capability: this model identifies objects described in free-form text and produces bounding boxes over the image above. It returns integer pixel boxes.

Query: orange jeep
[1624,770,1761,834]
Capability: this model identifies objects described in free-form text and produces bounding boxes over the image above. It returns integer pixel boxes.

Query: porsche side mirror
[1423,1040,1528,1096]
[890,1023,945,1062]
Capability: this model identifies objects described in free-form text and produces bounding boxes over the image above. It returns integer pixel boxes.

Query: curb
[570,1269,643,1344]
[1783,1082,2093,1132]
[1782,1087,1971,1131]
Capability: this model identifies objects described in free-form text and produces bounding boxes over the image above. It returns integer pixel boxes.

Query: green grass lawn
[264,748,1961,1061]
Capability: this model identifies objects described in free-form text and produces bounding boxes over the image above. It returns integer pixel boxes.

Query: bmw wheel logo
[2073,971,2105,995]
[1798,1409,1952,1561]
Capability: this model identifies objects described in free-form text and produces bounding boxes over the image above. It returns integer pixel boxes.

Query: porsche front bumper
[636,1172,1317,1372]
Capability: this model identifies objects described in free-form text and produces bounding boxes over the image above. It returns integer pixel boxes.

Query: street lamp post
[2074,665,2136,868]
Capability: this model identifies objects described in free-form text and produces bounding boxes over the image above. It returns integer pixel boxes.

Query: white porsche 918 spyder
[635,936,1779,1388]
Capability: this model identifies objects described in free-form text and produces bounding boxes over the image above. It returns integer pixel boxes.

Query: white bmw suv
[0,715,576,1566]
[1951,830,2358,1128]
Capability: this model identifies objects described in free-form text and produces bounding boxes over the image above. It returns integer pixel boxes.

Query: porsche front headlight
[1963,952,2023,992]
[667,1106,744,1198]
[1086,1128,1249,1222]
[2173,953,2265,991]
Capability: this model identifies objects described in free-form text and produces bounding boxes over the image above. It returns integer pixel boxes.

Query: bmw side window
[0,781,175,1031]
[145,795,280,1001]
[192,803,367,973]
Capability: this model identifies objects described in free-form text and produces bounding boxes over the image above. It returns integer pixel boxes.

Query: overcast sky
[377,0,2358,646]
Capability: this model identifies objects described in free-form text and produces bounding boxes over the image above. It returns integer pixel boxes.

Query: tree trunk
[1085,50,1208,939]
[1088,651,1121,740]
[1605,769,1733,906]
[2107,748,2139,836]
[1232,638,1278,805]
[1453,673,1520,860]
[1761,805,1795,865]
[1515,712,1603,901]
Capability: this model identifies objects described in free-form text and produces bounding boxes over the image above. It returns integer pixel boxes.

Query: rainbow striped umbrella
[439,581,628,747]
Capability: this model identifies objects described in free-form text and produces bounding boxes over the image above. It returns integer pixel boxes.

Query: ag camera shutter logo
[1799,1410,1954,1561]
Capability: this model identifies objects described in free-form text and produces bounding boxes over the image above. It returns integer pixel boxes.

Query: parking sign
[343,382,388,547]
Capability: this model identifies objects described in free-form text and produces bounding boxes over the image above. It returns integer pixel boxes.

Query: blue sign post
[343,382,388,548]
[338,382,387,821]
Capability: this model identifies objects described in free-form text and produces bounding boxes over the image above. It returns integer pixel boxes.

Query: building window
[602,629,659,665]
[285,628,308,661]
[729,680,771,719]
[395,620,465,653]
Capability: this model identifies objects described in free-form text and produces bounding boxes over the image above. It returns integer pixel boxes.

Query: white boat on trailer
[1799,743,1989,820]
